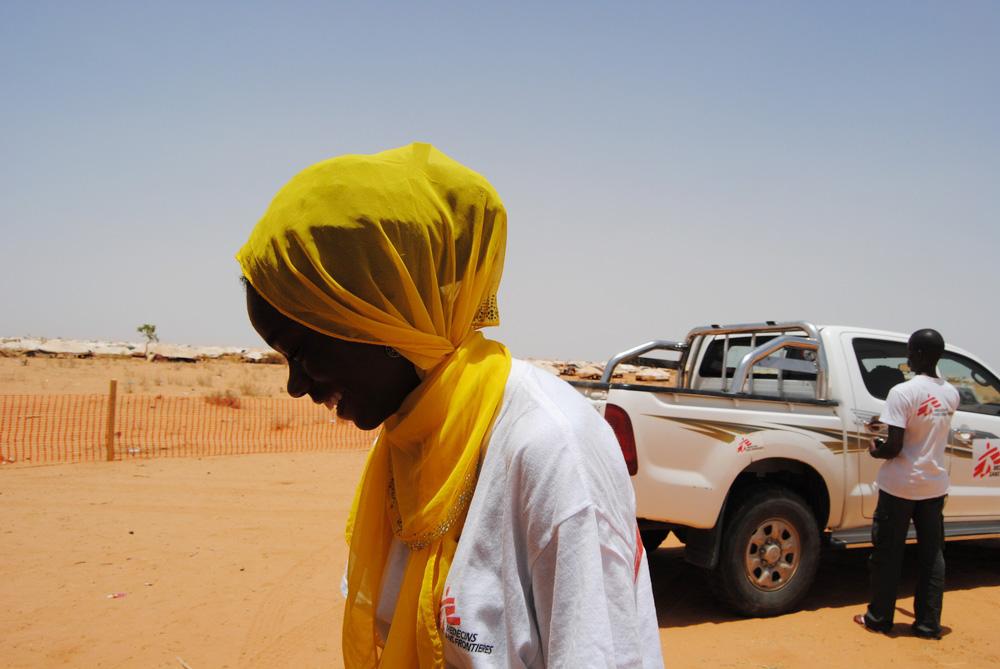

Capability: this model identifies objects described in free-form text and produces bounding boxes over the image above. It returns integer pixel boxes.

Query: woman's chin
[352,414,384,431]
[339,403,379,431]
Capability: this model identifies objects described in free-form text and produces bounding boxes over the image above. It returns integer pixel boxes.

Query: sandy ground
[0,356,290,398]
[5,356,1000,667]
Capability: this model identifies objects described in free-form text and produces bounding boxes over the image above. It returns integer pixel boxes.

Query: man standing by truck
[855,328,960,639]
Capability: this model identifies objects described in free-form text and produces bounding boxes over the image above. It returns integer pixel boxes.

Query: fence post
[105,379,117,461]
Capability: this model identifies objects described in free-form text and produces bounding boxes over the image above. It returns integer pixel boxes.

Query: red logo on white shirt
[634,527,644,582]
[439,586,495,655]
[439,586,461,627]
[973,442,1000,479]
[916,395,943,417]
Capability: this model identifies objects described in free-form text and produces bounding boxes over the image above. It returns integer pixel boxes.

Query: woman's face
[246,285,420,430]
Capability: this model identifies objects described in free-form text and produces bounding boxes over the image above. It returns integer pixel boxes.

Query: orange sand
[4,356,1000,667]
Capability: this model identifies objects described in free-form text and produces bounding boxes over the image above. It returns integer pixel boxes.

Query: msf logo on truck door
[973,440,1000,480]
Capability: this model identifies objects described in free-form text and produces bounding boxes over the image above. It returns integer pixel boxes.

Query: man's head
[908,328,946,374]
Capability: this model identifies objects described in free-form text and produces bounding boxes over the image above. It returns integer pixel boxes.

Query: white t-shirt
[368,359,663,668]
[877,373,960,500]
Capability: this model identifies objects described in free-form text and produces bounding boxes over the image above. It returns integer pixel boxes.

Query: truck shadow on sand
[648,537,1000,628]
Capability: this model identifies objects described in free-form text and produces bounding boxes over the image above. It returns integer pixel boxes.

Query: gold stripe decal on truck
[648,416,764,444]
[777,423,845,453]
[649,416,848,454]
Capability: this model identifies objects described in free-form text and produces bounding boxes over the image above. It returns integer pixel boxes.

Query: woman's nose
[286,361,311,398]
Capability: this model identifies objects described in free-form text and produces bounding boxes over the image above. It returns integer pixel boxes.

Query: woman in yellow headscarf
[238,143,662,668]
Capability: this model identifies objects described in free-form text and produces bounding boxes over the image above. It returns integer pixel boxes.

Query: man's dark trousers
[864,490,946,635]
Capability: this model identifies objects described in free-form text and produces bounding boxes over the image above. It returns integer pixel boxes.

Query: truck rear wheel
[710,487,820,617]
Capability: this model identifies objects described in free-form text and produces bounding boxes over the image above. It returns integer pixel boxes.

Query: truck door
[841,333,912,519]
[933,352,1000,517]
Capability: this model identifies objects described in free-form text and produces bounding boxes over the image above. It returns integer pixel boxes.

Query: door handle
[950,428,997,447]
[950,430,974,446]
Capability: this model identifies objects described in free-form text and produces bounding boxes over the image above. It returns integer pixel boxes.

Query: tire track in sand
[239,542,341,668]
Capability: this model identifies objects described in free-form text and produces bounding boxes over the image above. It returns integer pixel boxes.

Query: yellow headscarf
[236,143,511,668]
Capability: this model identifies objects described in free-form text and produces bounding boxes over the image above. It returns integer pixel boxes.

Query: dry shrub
[205,389,241,409]
[238,367,268,397]
[259,351,285,365]
[239,381,264,397]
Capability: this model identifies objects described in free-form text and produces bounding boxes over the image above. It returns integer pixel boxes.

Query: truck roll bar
[684,321,821,342]
[730,335,828,401]
[600,340,688,384]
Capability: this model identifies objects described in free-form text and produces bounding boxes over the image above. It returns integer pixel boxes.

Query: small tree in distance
[137,323,159,358]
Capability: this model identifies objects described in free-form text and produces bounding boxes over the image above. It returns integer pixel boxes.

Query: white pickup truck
[571,321,1000,616]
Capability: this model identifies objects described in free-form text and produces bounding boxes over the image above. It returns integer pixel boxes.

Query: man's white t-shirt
[877,373,960,500]
[368,359,664,668]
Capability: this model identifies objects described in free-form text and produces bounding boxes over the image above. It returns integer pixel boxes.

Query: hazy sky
[2,2,998,368]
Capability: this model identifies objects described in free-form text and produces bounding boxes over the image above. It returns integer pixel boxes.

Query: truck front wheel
[710,487,820,617]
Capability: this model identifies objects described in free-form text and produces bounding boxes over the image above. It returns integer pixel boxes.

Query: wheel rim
[743,517,801,592]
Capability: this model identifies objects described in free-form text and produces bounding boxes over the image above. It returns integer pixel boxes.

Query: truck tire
[640,529,670,553]
[710,487,820,617]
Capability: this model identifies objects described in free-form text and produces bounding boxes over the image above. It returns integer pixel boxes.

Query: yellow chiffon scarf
[236,143,511,668]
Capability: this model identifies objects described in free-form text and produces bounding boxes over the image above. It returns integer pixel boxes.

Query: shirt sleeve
[529,506,663,668]
[879,385,910,429]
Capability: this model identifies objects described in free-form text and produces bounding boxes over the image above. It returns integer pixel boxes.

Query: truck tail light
[604,403,638,475]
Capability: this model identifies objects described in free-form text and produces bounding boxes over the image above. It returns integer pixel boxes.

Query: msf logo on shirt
[439,586,461,627]
[439,587,494,656]
[916,395,943,417]
[973,441,1000,480]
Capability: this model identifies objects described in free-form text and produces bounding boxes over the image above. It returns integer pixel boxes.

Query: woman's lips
[317,391,355,423]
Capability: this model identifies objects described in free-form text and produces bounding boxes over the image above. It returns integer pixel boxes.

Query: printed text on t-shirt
[439,587,494,655]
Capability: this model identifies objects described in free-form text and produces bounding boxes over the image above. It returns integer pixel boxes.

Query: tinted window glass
[939,354,1000,417]
[852,338,911,400]
[699,336,817,382]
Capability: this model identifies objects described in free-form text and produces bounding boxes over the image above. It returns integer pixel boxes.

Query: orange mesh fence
[0,394,374,465]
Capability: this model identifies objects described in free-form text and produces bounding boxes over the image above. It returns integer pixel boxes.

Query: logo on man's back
[916,394,951,419]
[916,395,943,417]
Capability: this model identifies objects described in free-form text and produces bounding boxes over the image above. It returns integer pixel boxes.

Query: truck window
[853,339,1000,415]
[697,335,817,399]
[852,338,910,400]
[938,354,1000,417]
[699,336,776,378]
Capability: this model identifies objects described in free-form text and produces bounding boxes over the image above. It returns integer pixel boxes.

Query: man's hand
[869,426,905,460]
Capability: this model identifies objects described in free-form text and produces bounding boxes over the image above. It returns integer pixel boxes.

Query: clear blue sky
[2,2,998,368]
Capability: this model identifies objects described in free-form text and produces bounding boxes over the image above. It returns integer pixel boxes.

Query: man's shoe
[853,614,890,634]
[911,624,942,640]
